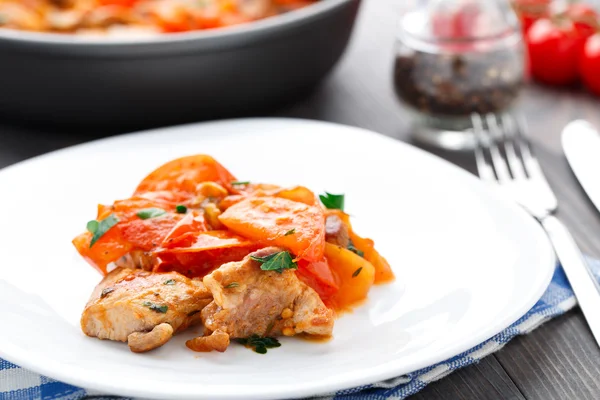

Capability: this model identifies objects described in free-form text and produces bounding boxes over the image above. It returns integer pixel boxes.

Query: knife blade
[562,120,600,213]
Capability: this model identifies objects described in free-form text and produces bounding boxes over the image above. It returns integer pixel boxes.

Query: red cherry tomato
[512,0,551,32]
[581,33,600,96]
[566,3,599,38]
[527,18,586,85]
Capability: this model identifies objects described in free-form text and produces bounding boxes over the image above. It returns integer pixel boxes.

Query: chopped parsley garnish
[143,301,168,313]
[319,192,345,211]
[225,282,240,289]
[352,267,363,278]
[231,181,250,186]
[236,335,281,354]
[164,279,176,285]
[284,228,296,236]
[175,205,188,214]
[137,208,167,220]
[100,287,114,298]
[250,251,298,274]
[347,241,365,257]
[87,214,119,248]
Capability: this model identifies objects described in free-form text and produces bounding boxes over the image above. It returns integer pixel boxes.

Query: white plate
[0,119,554,400]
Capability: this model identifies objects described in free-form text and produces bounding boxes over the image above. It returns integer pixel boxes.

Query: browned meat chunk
[201,247,334,342]
[325,215,350,248]
[186,329,230,353]
[81,268,212,352]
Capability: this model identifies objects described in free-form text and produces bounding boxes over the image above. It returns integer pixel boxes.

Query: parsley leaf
[87,214,119,248]
[250,251,298,274]
[352,267,363,278]
[137,208,167,220]
[225,282,240,289]
[231,181,250,186]
[236,334,281,354]
[284,228,296,236]
[175,205,188,214]
[143,301,168,313]
[164,279,176,285]
[319,192,345,211]
[347,240,365,257]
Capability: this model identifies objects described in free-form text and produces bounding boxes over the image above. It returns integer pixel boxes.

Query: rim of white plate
[0,118,556,400]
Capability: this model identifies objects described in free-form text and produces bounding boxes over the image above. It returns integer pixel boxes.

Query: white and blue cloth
[1,259,597,400]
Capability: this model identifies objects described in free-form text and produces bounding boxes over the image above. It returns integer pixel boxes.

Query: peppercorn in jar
[393,0,525,149]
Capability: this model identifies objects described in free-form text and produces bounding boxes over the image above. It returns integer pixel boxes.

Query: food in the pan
[0,0,319,36]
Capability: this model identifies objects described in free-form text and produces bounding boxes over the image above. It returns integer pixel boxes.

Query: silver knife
[562,120,600,212]
[561,120,600,346]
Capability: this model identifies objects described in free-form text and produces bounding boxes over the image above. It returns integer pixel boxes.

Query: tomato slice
[98,0,138,6]
[161,213,208,249]
[135,191,196,207]
[73,196,194,273]
[296,258,340,307]
[72,228,133,275]
[135,155,237,195]
[154,231,260,277]
[219,196,325,261]
[120,214,185,252]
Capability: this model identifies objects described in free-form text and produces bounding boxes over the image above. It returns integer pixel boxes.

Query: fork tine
[500,114,527,181]
[484,114,511,183]
[471,113,496,182]
[513,115,549,183]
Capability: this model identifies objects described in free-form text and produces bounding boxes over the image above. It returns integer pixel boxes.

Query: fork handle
[541,215,600,345]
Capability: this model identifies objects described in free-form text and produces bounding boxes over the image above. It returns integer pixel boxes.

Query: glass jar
[393,0,525,150]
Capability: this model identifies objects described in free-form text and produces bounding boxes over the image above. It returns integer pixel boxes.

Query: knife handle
[542,215,600,345]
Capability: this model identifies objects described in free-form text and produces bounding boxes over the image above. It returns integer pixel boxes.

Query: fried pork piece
[81,268,212,352]
[201,247,334,343]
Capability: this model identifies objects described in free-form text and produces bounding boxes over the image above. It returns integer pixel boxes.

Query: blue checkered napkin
[1,259,597,400]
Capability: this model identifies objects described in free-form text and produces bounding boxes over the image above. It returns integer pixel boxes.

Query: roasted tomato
[154,231,260,277]
[135,155,237,195]
[219,196,325,261]
[160,213,208,249]
[73,226,133,275]
[73,198,193,273]
[98,0,139,6]
[120,214,186,251]
[296,258,340,306]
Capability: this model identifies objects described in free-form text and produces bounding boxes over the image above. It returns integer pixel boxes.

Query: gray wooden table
[2,1,600,399]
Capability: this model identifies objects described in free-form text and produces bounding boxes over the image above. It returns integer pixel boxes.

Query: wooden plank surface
[2,0,600,399]
[411,357,526,400]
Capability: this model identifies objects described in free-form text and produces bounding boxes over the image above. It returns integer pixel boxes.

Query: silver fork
[472,113,600,347]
